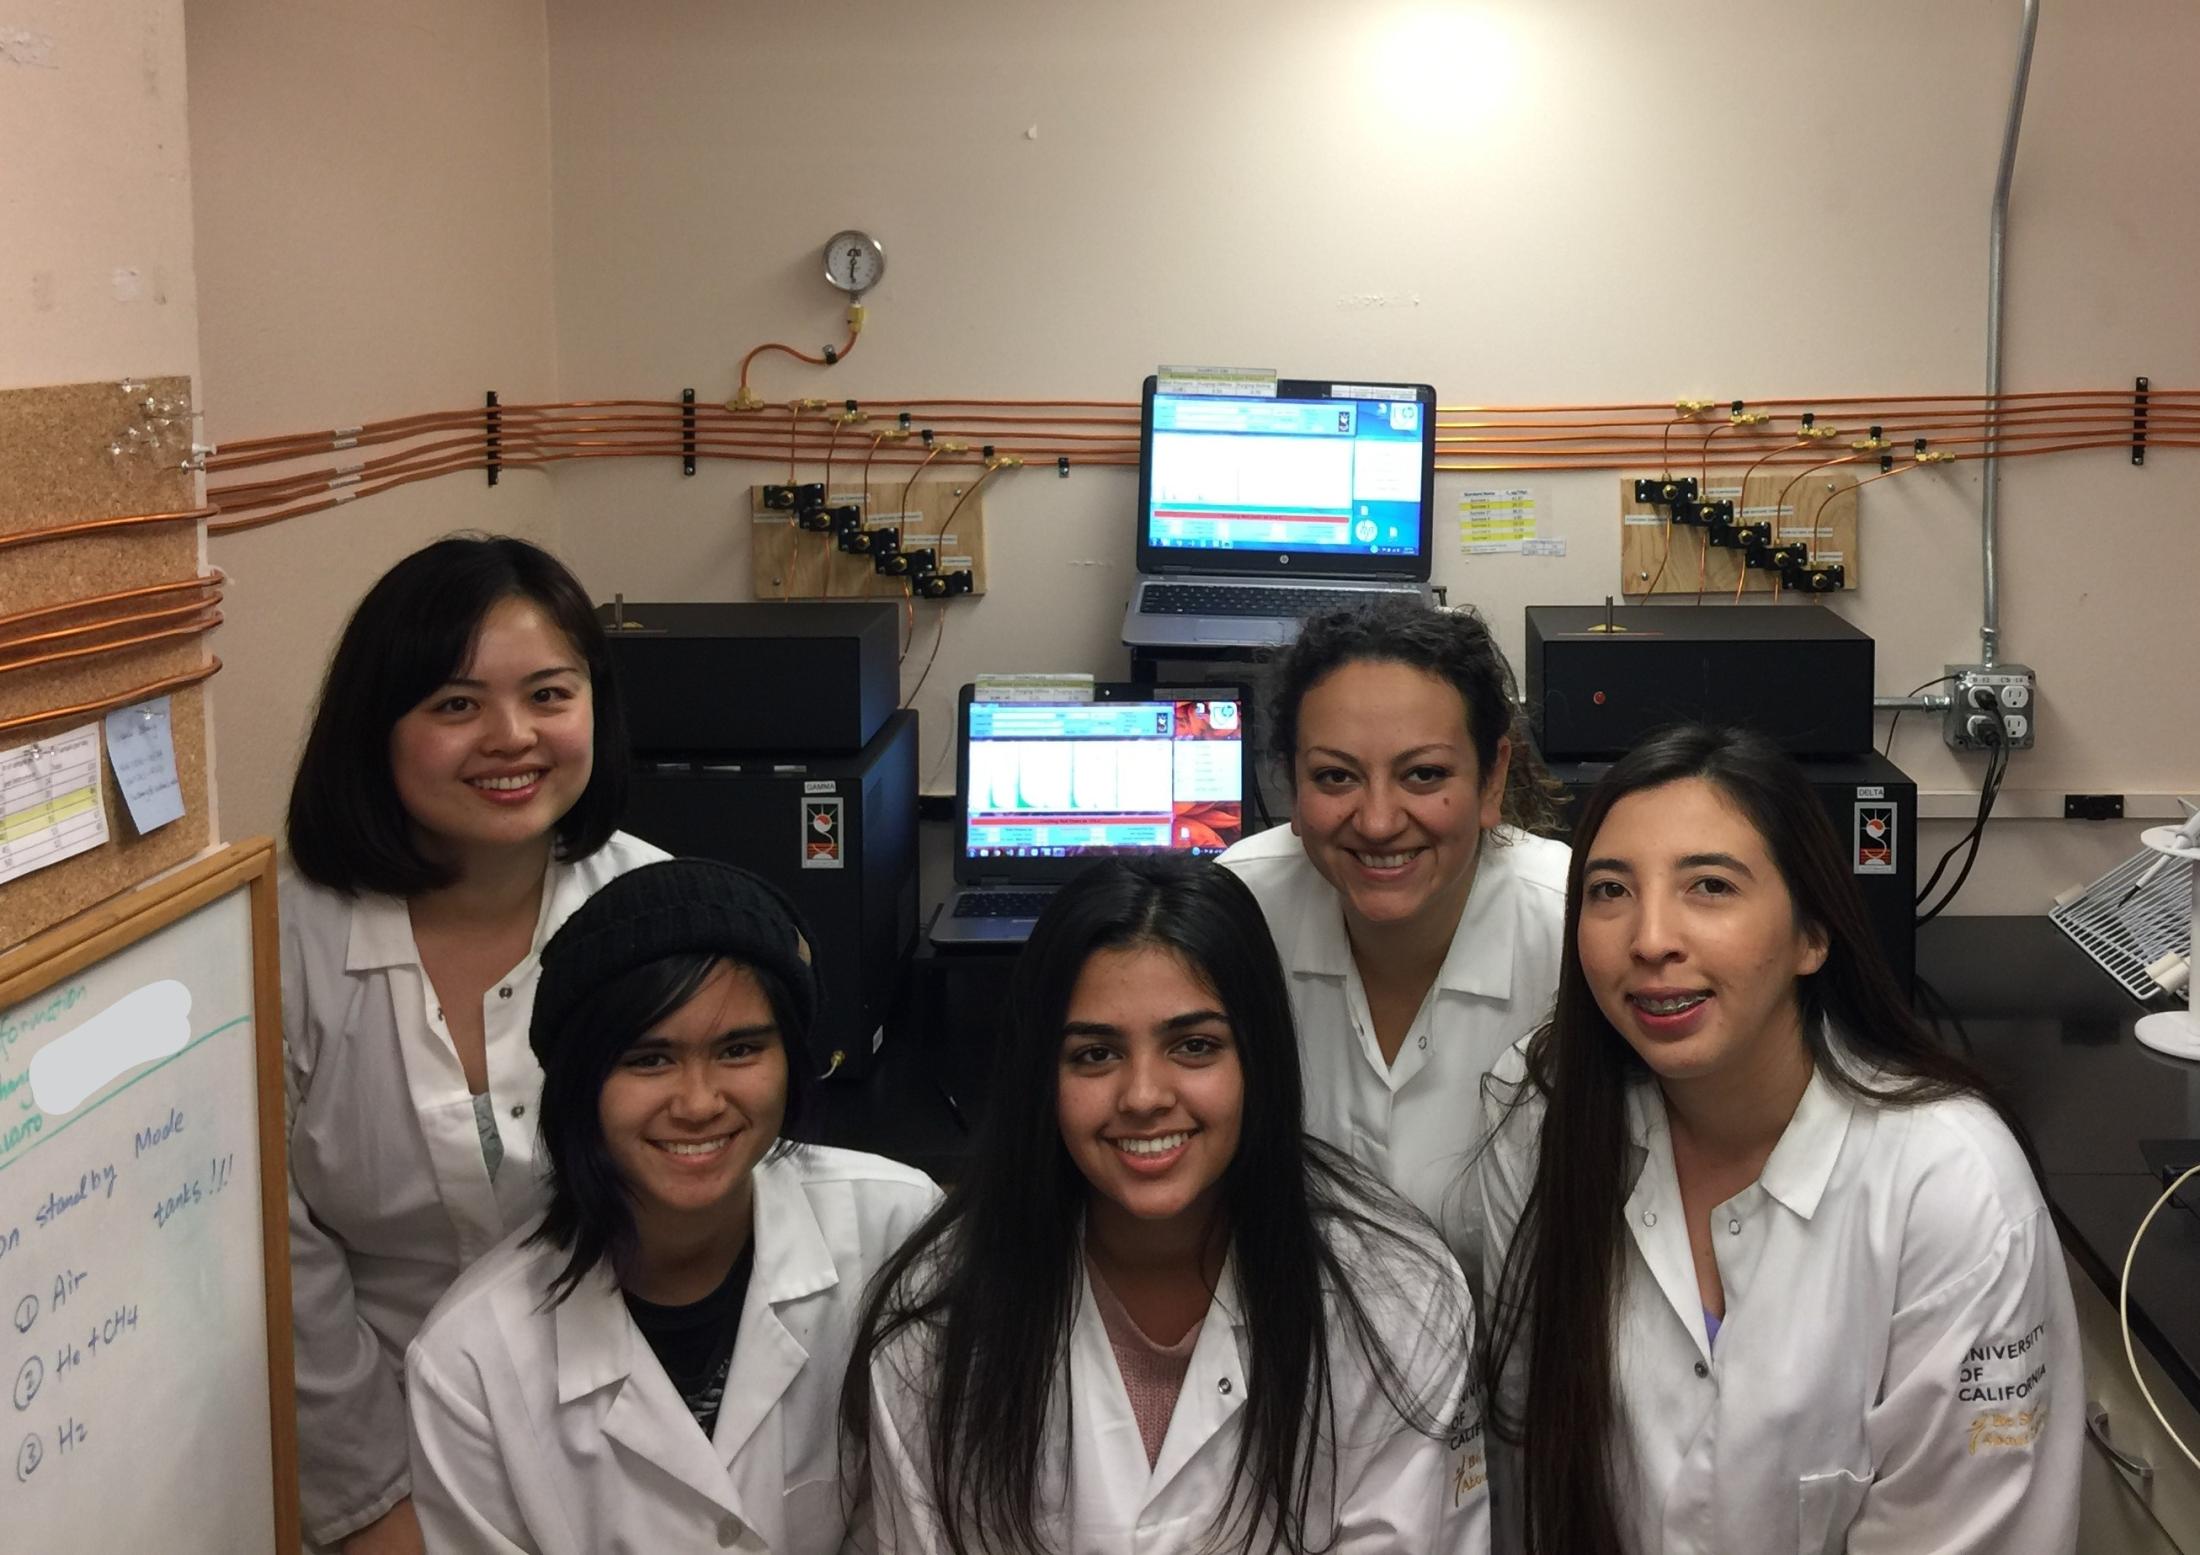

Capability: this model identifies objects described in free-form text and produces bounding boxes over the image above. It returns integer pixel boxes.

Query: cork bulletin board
[751,479,992,601]
[0,377,214,950]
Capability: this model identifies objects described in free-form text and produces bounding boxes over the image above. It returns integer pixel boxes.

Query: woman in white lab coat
[1478,725,2081,1555]
[1217,599,1568,1267]
[845,856,1487,1555]
[406,857,940,1554]
[282,536,666,1553]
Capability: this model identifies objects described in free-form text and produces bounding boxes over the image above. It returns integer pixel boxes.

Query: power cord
[1916,701,2009,924]
[1882,673,1959,758]
[2121,1161,2200,1472]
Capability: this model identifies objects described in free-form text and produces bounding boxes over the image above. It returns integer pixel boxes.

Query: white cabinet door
[2069,1248,2200,1554]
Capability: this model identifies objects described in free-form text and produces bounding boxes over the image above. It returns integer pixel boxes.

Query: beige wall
[1,0,206,841]
[185,0,562,846]
[1,0,198,388]
[543,0,2199,912]
[168,0,2195,911]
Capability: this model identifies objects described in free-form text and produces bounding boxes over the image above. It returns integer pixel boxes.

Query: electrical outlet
[1942,663,2037,752]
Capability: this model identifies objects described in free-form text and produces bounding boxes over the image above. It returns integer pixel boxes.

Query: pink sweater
[1086,1259,1205,1468]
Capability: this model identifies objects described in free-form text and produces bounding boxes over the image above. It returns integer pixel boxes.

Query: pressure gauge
[823,230,885,297]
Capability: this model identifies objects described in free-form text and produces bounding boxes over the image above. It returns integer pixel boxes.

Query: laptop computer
[929,683,1252,947]
[1122,375,1439,649]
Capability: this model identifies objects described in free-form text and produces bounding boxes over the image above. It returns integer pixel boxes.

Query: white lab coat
[1478,1038,2083,1555]
[867,1216,1489,1554]
[407,1145,942,1555]
[282,831,666,1545]
[1219,823,1569,1268]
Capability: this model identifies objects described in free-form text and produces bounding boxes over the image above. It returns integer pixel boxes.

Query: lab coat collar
[552,1154,838,1533]
[345,890,418,972]
[1620,1051,1854,1225]
[1621,1087,1710,1360]
[342,849,584,973]
[711,1152,839,1460]
[1754,1062,1854,1222]
[1287,834,1519,1000]
[1074,1251,1250,1506]
[1146,1257,1249,1494]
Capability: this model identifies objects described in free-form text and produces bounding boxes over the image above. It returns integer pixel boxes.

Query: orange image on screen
[1173,699,1242,741]
[1173,798,1243,851]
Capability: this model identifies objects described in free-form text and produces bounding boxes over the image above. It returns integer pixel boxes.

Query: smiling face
[1056,943,1244,1243]
[388,595,594,866]
[598,960,787,1242]
[1289,658,1510,938]
[1576,777,1829,1085]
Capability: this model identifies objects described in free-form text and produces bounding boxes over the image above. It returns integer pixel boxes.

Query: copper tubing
[0,608,221,677]
[897,443,947,542]
[915,461,1009,550]
[738,329,860,399]
[0,656,222,738]
[0,597,224,658]
[0,507,215,553]
[0,572,224,638]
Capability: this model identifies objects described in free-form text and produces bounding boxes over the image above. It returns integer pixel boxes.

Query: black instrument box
[1526,604,1875,760]
[626,712,919,1077]
[600,600,898,756]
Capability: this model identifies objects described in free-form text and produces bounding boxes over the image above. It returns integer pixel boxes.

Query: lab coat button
[717,1517,740,1546]
[1727,1218,1741,1234]
[1417,1033,1428,1050]
[1642,1210,1657,1227]
[1218,1377,1233,1395]
[510,1103,525,1119]
[499,986,512,998]
[1693,1360,1709,1378]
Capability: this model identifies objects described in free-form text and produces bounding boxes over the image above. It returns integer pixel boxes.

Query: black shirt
[624,1245,755,1437]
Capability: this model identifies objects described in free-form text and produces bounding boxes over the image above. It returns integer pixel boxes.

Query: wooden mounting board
[1620,471,1860,597]
[750,480,989,601]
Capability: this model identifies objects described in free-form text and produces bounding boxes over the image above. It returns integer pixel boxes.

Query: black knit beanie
[531,858,817,1065]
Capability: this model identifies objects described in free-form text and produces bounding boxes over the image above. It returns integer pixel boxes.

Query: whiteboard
[0,848,289,1552]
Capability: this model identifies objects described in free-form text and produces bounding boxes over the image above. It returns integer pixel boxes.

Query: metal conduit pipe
[1982,0,2042,669]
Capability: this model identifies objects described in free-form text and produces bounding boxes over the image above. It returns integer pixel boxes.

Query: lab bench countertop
[1915,916,2200,1413]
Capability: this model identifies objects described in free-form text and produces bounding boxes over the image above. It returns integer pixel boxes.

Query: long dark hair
[842,856,1464,1555]
[1482,725,2031,1554]
[1267,596,1561,833]
[287,533,629,896]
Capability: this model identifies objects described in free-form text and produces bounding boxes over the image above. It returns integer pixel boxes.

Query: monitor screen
[1141,383,1433,561]
[962,696,1245,862]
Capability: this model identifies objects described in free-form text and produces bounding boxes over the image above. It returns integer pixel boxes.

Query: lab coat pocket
[1796,1467,1869,1554]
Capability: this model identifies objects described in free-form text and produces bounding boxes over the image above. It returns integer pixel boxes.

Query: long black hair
[286,533,629,896]
[842,856,1465,1555]
[1266,596,1562,834]
[1482,725,2032,1554]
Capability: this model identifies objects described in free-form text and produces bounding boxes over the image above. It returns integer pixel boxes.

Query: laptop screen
[1135,376,1438,581]
[960,693,1246,868]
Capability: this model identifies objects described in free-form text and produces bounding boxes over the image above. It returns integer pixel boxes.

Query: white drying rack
[2049,806,2199,1011]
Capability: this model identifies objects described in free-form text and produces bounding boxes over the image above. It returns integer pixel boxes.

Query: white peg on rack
[2134,815,2200,1061]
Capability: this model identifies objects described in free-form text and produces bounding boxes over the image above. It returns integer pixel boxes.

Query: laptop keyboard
[951,889,1054,919]
[1140,583,1417,618]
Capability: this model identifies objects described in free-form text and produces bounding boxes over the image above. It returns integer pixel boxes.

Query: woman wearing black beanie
[403,857,940,1554]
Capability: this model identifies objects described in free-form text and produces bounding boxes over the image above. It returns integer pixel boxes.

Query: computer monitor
[953,686,1250,881]
[1134,376,1438,581]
